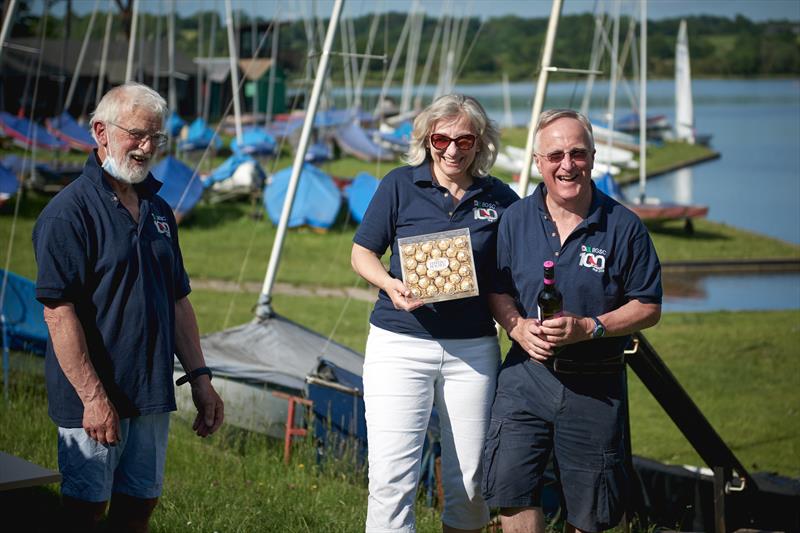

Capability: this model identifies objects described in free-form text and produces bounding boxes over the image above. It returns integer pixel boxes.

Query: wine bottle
[537,260,563,321]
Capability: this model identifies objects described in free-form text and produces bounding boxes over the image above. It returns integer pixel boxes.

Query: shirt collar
[535,180,606,228]
[85,149,162,198]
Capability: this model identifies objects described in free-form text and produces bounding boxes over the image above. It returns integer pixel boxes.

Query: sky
[38,0,800,23]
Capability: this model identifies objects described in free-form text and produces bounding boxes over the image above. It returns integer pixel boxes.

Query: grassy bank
[3,193,797,286]
[1,303,798,532]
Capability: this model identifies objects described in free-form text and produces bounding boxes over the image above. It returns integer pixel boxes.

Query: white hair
[406,93,500,177]
[533,108,595,153]
[90,82,168,143]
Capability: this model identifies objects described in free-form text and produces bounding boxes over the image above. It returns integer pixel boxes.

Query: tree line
[7,3,800,82]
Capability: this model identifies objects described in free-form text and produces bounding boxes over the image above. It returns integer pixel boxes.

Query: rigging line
[174,14,278,213]
[452,17,485,86]
[221,213,262,330]
[2,1,50,301]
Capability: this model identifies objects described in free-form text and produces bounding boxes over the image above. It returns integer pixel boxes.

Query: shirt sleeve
[492,209,515,296]
[32,216,88,304]
[164,204,191,300]
[352,170,399,255]
[623,226,663,304]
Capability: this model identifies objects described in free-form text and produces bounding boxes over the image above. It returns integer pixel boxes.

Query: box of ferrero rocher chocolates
[397,228,479,303]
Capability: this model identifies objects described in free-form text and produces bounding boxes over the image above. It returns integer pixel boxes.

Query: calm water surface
[352,79,800,311]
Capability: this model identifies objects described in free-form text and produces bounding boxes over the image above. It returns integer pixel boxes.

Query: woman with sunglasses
[351,94,518,533]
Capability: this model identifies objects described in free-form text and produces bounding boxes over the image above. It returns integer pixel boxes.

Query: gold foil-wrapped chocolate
[397,228,479,303]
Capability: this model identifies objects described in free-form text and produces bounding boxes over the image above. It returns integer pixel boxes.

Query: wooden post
[713,466,730,533]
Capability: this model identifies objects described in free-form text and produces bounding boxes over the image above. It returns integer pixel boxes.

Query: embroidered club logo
[473,201,498,221]
[152,214,171,238]
[579,244,606,273]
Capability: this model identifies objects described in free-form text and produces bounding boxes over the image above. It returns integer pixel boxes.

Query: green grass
[188,289,800,478]
[4,192,798,290]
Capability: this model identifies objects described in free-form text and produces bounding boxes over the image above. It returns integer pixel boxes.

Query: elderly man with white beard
[32,82,223,533]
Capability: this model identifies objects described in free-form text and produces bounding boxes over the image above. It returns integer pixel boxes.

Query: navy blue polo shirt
[354,163,518,339]
[33,152,191,427]
[494,181,662,359]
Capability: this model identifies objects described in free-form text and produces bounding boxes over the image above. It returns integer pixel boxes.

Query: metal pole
[517,0,563,198]
[95,1,113,107]
[124,0,139,82]
[167,0,176,112]
[225,0,243,144]
[255,0,344,319]
[638,0,647,203]
[0,0,17,65]
[65,0,99,111]
[265,13,279,123]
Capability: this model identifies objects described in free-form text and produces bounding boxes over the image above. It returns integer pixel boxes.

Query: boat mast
[0,0,17,65]
[256,0,345,320]
[124,0,139,82]
[638,0,647,202]
[225,0,244,144]
[95,0,113,107]
[64,0,99,113]
[518,0,563,198]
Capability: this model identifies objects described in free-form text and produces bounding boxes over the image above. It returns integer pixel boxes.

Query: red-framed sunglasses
[430,133,477,151]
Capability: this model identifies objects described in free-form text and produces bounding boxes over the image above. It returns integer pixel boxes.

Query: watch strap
[176,366,213,386]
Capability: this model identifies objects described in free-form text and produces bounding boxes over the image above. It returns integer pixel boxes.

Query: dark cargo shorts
[482,350,628,533]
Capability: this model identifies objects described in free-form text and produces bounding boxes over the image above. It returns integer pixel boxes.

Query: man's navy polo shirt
[33,152,191,427]
[354,163,518,339]
[494,181,662,359]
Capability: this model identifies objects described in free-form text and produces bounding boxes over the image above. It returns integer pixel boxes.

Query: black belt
[543,354,625,374]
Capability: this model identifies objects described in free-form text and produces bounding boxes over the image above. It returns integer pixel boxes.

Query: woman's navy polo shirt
[354,163,518,339]
[33,153,191,427]
[494,181,662,359]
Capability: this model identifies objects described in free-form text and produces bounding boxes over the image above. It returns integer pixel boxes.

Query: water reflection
[662,271,800,313]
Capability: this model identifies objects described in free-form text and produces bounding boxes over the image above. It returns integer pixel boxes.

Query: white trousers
[363,325,500,533]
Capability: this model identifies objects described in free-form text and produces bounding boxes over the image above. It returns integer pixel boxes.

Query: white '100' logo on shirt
[579,244,606,273]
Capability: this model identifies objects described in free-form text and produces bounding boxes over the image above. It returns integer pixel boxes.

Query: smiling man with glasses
[482,109,663,533]
[32,82,223,532]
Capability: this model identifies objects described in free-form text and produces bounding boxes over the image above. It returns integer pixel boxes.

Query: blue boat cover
[230,127,276,156]
[0,269,48,355]
[265,119,303,140]
[264,164,342,229]
[167,112,186,137]
[334,120,395,162]
[0,111,68,151]
[595,172,627,202]
[46,112,94,152]
[346,172,379,224]
[305,140,333,163]
[203,153,264,187]
[151,156,204,217]
[177,118,222,152]
[378,120,412,152]
[0,163,18,200]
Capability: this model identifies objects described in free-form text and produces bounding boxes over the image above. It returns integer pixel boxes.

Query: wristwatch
[590,317,606,339]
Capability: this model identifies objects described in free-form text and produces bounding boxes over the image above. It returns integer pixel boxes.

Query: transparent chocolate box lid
[397,228,479,304]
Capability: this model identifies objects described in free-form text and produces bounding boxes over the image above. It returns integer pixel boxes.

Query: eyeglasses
[109,122,168,148]
[430,133,477,151]
[536,148,590,164]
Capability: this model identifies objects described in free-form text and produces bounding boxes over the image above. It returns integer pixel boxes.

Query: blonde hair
[90,82,168,143]
[533,108,595,153]
[405,94,499,177]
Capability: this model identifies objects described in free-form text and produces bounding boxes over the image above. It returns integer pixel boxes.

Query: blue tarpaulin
[345,172,379,224]
[264,164,342,229]
[0,269,47,355]
[0,112,68,152]
[151,156,204,218]
[167,112,186,137]
[178,118,222,152]
[334,121,395,162]
[46,112,94,152]
[231,127,276,156]
[0,163,18,202]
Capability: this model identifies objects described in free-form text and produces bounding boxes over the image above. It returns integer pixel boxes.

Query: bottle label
[538,306,563,322]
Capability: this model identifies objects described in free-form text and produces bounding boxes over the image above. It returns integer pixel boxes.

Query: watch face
[593,318,605,338]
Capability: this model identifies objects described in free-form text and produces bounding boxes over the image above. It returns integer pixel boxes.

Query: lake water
[353,79,800,312]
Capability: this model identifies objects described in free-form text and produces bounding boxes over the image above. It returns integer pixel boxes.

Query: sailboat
[621,10,708,232]
[172,0,366,442]
[674,19,711,146]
